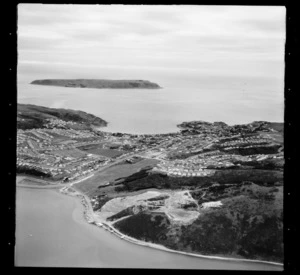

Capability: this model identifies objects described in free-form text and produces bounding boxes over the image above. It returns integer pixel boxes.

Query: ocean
[17,80,284,135]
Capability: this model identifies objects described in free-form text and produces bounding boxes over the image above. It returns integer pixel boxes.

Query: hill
[31,79,161,89]
[17,104,107,130]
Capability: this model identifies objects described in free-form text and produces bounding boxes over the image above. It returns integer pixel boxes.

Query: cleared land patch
[51,148,88,158]
[97,189,200,225]
[98,191,163,221]
[77,143,125,158]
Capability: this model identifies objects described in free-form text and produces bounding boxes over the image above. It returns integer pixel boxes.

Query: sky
[17,4,286,88]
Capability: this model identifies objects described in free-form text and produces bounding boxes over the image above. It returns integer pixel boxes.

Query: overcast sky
[17,4,286,88]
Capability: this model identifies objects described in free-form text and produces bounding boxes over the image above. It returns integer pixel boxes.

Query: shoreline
[99,221,283,267]
[16,174,95,189]
[100,221,283,267]
[17,184,62,189]
[16,175,283,268]
[58,185,283,268]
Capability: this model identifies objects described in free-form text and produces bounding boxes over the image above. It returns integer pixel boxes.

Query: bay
[17,82,283,135]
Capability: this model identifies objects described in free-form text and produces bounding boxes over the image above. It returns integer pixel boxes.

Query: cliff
[31,79,161,89]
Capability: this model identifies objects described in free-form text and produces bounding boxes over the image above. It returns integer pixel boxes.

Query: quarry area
[95,190,207,225]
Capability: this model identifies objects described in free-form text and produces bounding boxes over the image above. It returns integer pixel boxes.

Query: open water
[17,81,283,135]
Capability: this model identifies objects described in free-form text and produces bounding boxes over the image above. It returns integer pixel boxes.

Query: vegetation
[221,144,282,155]
[177,189,283,262]
[78,146,125,158]
[146,195,170,201]
[114,183,283,263]
[231,158,284,170]
[17,104,107,130]
[107,206,135,221]
[114,212,170,243]
[91,195,112,211]
[17,177,50,186]
[17,166,52,178]
[75,158,159,197]
[114,169,283,192]
[31,79,161,89]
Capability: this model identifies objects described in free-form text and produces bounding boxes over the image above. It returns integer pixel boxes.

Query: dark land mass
[17,103,107,130]
[114,169,283,192]
[177,120,283,136]
[17,166,52,178]
[113,183,283,263]
[31,79,161,89]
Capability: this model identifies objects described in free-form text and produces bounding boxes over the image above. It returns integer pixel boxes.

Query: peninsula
[17,104,108,130]
[17,104,283,264]
[31,79,161,89]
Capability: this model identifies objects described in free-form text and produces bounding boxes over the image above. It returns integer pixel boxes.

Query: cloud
[17,4,286,86]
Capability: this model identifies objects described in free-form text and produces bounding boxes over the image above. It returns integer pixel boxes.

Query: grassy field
[59,140,76,145]
[77,143,105,150]
[49,132,71,143]
[87,148,125,158]
[74,158,159,197]
[52,148,87,158]
[77,143,125,158]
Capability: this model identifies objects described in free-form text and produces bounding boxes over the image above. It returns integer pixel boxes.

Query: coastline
[101,220,283,267]
[16,174,94,189]
[16,173,283,268]
[58,184,283,268]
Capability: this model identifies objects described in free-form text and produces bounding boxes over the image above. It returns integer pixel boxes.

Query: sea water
[17,81,284,135]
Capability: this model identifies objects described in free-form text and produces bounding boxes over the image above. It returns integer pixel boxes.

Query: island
[17,103,283,265]
[31,79,162,89]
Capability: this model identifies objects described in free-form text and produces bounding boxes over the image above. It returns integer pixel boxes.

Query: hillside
[114,184,283,262]
[31,79,161,89]
[17,104,107,130]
